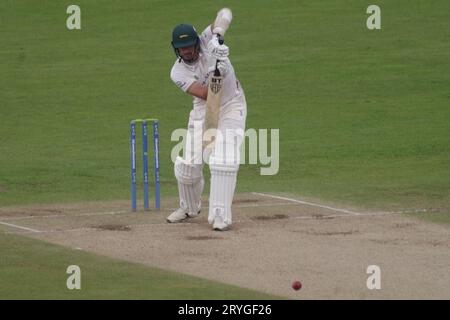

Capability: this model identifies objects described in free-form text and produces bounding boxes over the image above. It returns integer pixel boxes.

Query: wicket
[130,118,160,211]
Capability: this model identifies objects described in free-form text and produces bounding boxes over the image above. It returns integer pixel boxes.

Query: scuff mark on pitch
[301,230,360,236]
[186,235,222,241]
[252,214,288,221]
[233,198,260,204]
[94,224,131,231]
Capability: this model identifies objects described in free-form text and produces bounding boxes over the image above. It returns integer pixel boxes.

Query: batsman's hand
[208,36,229,59]
[208,59,229,77]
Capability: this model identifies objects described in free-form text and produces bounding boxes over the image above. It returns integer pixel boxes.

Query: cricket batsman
[167,8,247,231]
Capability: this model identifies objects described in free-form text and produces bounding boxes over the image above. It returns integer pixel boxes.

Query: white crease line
[388,208,449,214]
[35,223,187,234]
[289,211,392,220]
[0,203,296,222]
[252,192,363,216]
[161,202,298,211]
[1,205,435,223]
[0,221,41,233]
[0,201,417,236]
[0,210,129,221]
[252,193,446,216]
[390,209,427,214]
[12,212,394,234]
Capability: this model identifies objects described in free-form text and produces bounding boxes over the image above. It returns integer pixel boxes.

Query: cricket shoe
[212,216,230,231]
[166,207,200,223]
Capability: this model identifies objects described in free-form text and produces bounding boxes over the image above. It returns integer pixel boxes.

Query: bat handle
[214,60,221,77]
[217,34,224,45]
[214,34,224,76]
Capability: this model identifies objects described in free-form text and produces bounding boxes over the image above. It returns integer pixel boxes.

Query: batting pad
[208,156,238,225]
[174,157,204,215]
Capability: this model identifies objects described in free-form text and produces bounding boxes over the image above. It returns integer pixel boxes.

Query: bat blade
[204,35,225,152]
[203,69,223,151]
[204,73,223,131]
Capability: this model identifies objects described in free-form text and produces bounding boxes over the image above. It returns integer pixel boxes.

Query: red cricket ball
[292,280,302,291]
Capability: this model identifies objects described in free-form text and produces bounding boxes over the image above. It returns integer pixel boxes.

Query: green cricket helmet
[171,24,200,60]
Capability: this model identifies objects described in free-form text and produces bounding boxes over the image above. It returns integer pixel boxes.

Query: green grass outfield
[0,233,280,299]
[1,0,449,299]
[1,0,449,211]
[0,0,450,209]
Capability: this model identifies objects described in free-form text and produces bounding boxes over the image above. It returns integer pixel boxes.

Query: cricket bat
[203,36,224,151]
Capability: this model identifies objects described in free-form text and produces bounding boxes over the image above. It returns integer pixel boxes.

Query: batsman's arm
[210,8,232,36]
[187,82,208,100]
[186,58,229,100]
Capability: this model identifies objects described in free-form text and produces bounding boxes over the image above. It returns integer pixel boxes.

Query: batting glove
[207,36,229,60]
[208,59,230,77]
